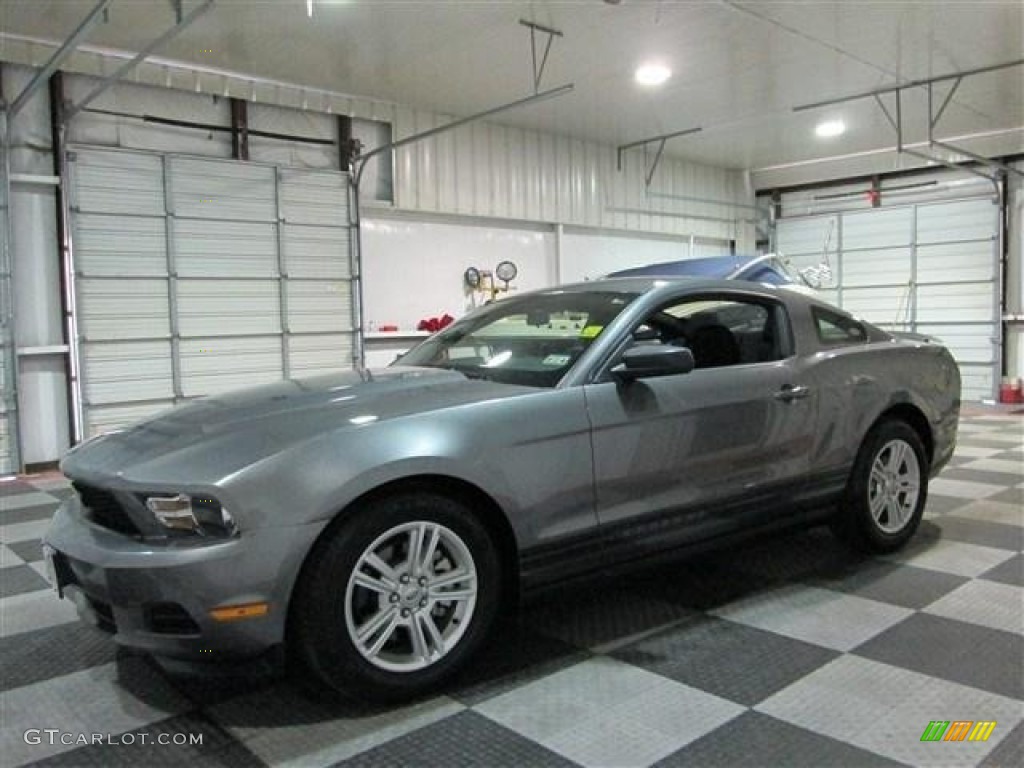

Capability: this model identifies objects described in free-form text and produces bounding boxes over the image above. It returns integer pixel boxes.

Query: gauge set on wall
[464,261,518,304]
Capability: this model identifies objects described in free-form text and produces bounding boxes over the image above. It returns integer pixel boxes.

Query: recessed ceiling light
[815,119,846,138]
[635,64,671,87]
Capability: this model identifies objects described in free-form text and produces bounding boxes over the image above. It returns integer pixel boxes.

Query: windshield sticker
[542,354,572,366]
[580,325,603,339]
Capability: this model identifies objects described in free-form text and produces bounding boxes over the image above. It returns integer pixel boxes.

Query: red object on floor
[998,379,1024,403]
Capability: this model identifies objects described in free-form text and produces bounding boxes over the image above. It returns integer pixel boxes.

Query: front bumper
[43,496,327,660]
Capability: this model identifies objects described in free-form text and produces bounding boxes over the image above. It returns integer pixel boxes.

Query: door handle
[774,384,810,402]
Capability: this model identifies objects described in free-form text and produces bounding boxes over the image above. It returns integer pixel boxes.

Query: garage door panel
[0,417,10,474]
[916,325,996,364]
[180,336,283,397]
[841,208,912,250]
[168,158,276,221]
[283,225,351,279]
[840,286,912,326]
[70,150,164,216]
[86,401,175,437]
[916,283,996,324]
[917,242,996,284]
[286,281,353,333]
[288,334,354,377]
[82,341,174,405]
[841,248,911,287]
[173,219,278,278]
[916,199,996,244]
[280,170,349,226]
[177,280,281,337]
[957,366,996,403]
[775,215,837,256]
[75,214,167,277]
[77,278,170,340]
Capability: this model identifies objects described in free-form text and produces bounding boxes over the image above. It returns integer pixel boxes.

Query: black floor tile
[989,487,1024,507]
[940,467,1023,486]
[449,619,590,706]
[25,711,266,768]
[7,538,45,563]
[0,502,59,526]
[923,494,974,516]
[980,553,1024,587]
[0,563,50,598]
[980,719,1024,768]
[854,613,1024,700]
[0,622,121,692]
[612,615,839,706]
[654,710,906,768]
[807,560,968,610]
[932,516,1024,552]
[332,710,578,768]
[523,583,698,651]
[0,480,38,497]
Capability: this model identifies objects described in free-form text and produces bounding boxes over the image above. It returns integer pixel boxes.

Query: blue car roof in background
[608,255,793,285]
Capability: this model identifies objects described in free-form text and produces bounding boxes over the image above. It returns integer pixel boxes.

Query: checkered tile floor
[2,409,1022,767]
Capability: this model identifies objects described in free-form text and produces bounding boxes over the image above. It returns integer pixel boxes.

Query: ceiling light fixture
[815,119,846,138]
[635,63,671,87]
[307,1,313,17]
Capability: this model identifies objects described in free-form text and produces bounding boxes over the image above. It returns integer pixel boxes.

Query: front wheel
[291,492,501,701]
[832,420,929,553]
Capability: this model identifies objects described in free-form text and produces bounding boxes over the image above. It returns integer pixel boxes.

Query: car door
[582,291,818,546]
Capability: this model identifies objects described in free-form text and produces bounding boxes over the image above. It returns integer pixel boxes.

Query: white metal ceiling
[1,0,1021,183]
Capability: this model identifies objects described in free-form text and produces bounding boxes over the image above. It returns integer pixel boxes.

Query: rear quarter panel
[800,339,960,480]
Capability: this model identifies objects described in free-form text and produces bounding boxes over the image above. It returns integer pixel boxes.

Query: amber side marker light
[210,602,269,622]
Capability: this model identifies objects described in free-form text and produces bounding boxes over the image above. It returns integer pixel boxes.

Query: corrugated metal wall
[775,180,999,401]
[69,147,353,438]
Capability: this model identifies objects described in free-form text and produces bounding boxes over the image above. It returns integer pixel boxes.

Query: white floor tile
[0,519,51,545]
[0,543,25,569]
[960,458,1024,475]
[0,492,59,513]
[756,656,1023,767]
[475,657,744,768]
[210,688,463,768]
[951,500,1024,527]
[929,477,1004,500]
[1,662,191,767]
[881,539,1015,578]
[953,446,1004,459]
[709,585,912,652]
[924,580,1024,635]
[0,589,79,637]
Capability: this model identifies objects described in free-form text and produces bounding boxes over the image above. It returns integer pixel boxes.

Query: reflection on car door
[582,301,817,547]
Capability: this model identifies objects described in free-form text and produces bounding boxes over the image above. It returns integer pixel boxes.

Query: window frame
[812,306,869,347]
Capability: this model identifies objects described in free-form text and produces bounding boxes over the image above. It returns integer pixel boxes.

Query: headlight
[144,493,237,538]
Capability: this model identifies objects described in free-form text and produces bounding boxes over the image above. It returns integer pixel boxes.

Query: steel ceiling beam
[803,59,1024,182]
[353,83,575,186]
[63,0,215,123]
[519,19,563,93]
[792,58,1024,112]
[616,126,702,187]
[4,0,113,119]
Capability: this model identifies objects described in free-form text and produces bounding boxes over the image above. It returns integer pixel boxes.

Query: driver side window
[629,296,788,370]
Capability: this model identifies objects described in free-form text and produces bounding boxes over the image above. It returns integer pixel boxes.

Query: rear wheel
[832,420,929,553]
[291,492,501,701]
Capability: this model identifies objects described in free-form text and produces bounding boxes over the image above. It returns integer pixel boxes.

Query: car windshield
[396,290,639,387]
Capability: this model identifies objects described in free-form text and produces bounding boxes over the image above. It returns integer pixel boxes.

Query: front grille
[73,482,141,536]
[145,602,201,635]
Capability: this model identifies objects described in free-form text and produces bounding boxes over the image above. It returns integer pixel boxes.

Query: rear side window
[813,307,867,345]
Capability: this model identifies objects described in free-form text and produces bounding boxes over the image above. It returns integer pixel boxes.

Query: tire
[831,419,929,554]
[291,492,501,702]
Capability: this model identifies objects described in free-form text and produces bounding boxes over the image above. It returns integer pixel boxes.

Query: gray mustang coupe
[44,277,960,700]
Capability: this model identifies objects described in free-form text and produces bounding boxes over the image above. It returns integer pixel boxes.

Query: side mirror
[611,345,695,382]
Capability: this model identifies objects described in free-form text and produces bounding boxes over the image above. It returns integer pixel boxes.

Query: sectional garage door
[68,148,355,438]
[777,197,999,401]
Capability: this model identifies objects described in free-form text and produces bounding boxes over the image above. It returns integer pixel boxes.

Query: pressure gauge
[495,260,518,284]
[464,267,482,289]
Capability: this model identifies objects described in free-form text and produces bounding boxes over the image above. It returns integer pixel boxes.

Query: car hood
[61,367,524,486]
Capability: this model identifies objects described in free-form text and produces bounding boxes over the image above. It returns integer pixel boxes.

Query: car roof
[535,275,788,299]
